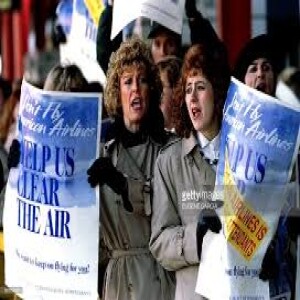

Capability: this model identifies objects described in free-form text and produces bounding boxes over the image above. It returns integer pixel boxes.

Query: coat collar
[181,132,216,179]
[182,132,199,157]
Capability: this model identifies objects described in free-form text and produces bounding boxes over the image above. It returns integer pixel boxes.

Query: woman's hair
[104,36,164,137]
[156,55,182,89]
[173,42,231,138]
[233,34,278,85]
[43,64,89,92]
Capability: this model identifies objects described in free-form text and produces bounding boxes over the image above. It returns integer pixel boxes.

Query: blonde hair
[104,36,161,118]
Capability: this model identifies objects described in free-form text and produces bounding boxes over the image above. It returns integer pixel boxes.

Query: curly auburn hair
[104,36,162,120]
[173,42,231,138]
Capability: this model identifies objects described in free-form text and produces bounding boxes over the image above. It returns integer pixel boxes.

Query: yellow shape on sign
[223,151,268,261]
[84,0,104,25]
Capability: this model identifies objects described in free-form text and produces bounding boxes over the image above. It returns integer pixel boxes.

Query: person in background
[87,36,175,300]
[233,33,297,299]
[96,0,181,72]
[0,78,19,185]
[150,42,231,300]
[233,34,278,96]
[43,64,89,91]
[280,68,300,101]
[0,79,21,153]
[185,0,220,47]
[96,0,121,74]
[0,77,12,116]
[147,21,182,64]
[97,0,218,72]
[149,0,220,64]
[156,55,182,131]
[276,66,300,105]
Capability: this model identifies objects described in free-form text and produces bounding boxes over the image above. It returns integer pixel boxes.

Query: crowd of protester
[0,0,300,299]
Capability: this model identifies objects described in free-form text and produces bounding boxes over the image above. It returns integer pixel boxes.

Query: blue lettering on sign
[16,138,75,239]
[85,22,97,42]
[226,136,267,184]
[17,197,71,238]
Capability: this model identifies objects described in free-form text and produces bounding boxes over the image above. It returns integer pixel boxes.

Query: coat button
[128,283,133,292]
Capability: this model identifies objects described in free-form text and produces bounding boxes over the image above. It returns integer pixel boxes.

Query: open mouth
[256,82,266,92]
[191,107,201,119]
[131,98,142,110]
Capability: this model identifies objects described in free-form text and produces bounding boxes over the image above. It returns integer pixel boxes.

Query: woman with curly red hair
[150,41,231,300]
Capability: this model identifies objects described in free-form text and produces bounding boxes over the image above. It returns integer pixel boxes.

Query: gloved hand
[259,240,279,281]
[87,157,126,192]
[7,139,21,169]
[87,157,133,212]
[196,201,222,260]
[286,207,300,240]
[53,23,67,45]
[185,0,199,18]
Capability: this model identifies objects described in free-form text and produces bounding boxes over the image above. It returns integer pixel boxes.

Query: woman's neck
[198,123,219,141]
[124,119,141,133]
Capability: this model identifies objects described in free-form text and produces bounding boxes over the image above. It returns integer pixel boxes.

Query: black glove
[259,240,279,281]
[7,139,21,169]
[53,23,67,45]
[87,157,125,192]
[87,157,133,212]
[196,201,223,260]
[185,0,199,18]
[286,208,300,240]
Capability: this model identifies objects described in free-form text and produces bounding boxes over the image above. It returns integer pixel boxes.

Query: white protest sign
[196,78,300,299]
[111,0,184,40]
[62,0,106,84]
[4,80,102,299]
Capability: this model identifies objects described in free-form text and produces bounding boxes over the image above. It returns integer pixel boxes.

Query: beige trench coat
[150,133,216,300]
[99,136,175,300]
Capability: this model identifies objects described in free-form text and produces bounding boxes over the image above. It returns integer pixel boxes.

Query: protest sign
[60,0,106,84]
[84,0,104,25]
[296,152,300,300]
[111,0,184,40]
[196,77,300,299]
[56,0,74,36]
[276,80,300,108]
[3,80,102,299]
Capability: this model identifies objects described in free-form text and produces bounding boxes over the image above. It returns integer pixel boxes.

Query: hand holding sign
[87,157,133,211]
[7,139,21,169]
[87,157,125,191]
[286,207,300,240]
[259,239,279,281]
[185,0,197,18]
[196,200,223,260]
